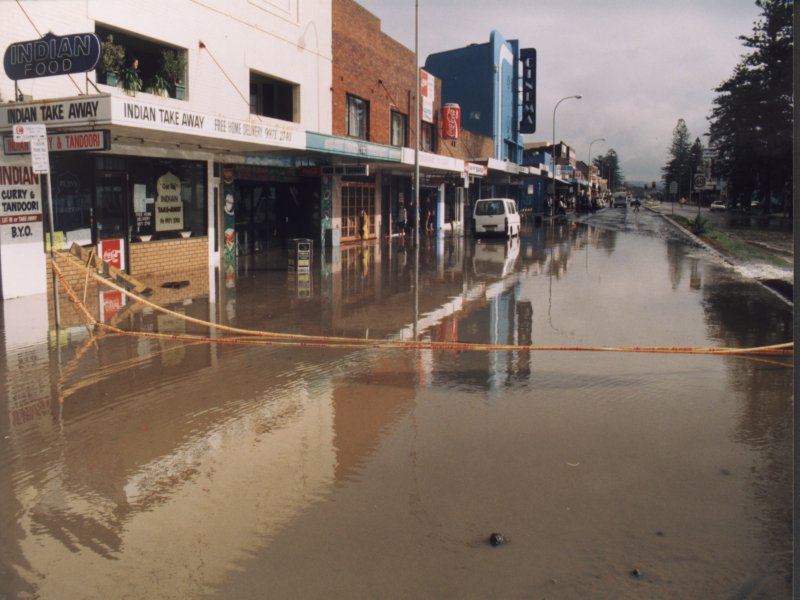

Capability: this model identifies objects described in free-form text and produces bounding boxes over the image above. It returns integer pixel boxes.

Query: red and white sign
[420,69,434,123]
[3,130,110,155]
[98,238,125,271]
[100,289,125,323]
[12,123,46,142]
[442,103,461,140]
[464,162,488,177]
[0,162,46,298]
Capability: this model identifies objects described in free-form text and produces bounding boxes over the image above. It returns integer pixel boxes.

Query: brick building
[324,0,472,242]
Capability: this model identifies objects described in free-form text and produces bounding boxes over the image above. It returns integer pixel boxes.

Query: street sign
[12,123,46,142]
[693,174,706,189]
[29,135,49,173]
[668,181,678,194]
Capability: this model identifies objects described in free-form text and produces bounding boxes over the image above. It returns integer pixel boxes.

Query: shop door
[95,173,128,240]
[94,173,129,270]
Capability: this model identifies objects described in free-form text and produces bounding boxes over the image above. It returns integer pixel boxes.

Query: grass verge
[671,215,790,267]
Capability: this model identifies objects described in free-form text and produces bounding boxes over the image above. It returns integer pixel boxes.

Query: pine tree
[708,0,793,210]
[662,119,694,199]
[592,149,624,191]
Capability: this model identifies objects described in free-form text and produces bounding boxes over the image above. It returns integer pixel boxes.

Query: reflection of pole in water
[516,300,533,377]
[547,242,561,333]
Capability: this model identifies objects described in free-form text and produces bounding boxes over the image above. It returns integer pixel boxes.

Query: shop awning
[1,92,308,156]
[306,132,402,163]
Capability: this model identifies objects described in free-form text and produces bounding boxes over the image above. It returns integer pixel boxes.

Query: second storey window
[390,111,407,147]
[250,72,297,122]
[421,121,435,152]
[346,94,369,140]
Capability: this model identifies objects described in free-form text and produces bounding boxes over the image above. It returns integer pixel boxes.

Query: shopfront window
[47,155,206,249]
[49,156,94,247]
[127,158,207,240]
[341,180,374,239]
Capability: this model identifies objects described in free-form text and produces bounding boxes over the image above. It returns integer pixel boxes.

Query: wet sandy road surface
[0,215,793,599]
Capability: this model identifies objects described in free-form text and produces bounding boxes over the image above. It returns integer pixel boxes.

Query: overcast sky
[355,0,763,183]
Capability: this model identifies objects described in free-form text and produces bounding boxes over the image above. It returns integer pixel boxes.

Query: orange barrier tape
[51,254,794,358]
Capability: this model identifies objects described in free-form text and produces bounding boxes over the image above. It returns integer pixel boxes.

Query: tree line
[663,0,792,212]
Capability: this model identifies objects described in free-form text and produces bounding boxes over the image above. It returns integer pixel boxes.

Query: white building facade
[0,0,332,299]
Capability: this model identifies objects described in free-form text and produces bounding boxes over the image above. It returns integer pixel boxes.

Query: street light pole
[551,95,582,208]
[588,137,605,201]
[413,0,419,340]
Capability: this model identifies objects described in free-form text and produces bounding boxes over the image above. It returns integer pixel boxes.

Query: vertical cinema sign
[519,48,537,134]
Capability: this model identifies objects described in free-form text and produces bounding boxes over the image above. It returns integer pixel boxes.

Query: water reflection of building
[3,217,624,596]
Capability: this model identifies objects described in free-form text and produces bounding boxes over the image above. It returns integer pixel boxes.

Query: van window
[506,202,516,214]
[475,200,505,216]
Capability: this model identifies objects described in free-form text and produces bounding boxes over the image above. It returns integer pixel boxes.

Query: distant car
[709,200,726,212]
[750,200,761,209]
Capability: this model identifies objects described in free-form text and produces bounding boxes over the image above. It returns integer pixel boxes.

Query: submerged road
[0,216,793,599]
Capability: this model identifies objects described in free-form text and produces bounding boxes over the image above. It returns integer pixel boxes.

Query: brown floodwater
[0,215,793,599]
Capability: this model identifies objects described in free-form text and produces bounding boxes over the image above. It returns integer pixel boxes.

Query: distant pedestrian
[397,203,407,235]
[360,210,368,242]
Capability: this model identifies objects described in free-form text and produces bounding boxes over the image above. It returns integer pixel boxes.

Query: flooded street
[0,212,792,599]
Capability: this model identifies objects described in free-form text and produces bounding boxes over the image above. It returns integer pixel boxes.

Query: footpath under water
[0,215,793,599]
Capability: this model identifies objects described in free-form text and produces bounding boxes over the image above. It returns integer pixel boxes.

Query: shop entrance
[95,173,128,241]
[234,181,308,256]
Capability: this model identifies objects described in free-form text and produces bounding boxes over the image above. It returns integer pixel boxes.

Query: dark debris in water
[162,280,190,289]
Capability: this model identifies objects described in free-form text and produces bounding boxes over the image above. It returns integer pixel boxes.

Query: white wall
[1,0,332,134]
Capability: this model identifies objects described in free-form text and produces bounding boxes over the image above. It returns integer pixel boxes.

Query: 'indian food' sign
[3,32,102,80]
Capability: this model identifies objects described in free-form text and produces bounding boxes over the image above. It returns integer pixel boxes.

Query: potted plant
[118,62,143,95]
[160,48,187,99]
[99,34,125,86]
[146,73,170,96]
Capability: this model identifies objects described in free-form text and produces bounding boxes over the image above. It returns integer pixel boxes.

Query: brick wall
[434,127,495,162]
[333,0,439,148]
[46,238,209,328]
[129,237,208,277]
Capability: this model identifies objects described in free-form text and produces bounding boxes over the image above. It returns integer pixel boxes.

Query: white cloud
[356,0,762,182]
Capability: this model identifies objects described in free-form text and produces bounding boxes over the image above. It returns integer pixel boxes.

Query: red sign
[442,103,460,140]
[0,213,42,225]
[99,238,124,270]
[100,289,125,322]
[3,130,110,155]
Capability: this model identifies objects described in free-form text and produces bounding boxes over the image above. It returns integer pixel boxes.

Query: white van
[473,236,520,278]
[473,198,521,237]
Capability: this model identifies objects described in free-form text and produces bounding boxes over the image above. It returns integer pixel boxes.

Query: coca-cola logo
[104,296,122,313]
[103,249,120,264]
